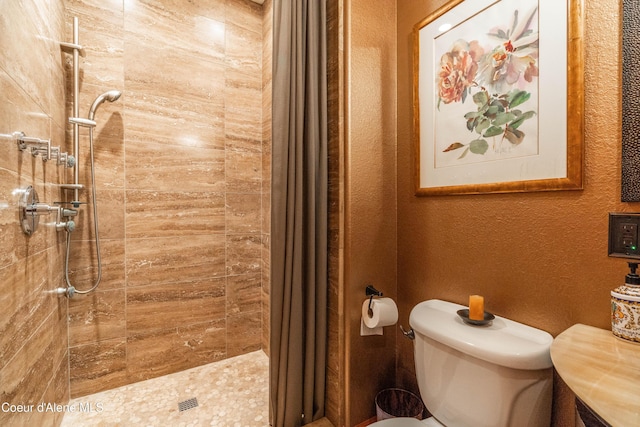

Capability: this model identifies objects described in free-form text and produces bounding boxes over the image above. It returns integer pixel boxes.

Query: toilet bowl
[372,417,442,426]
[370,299,554,427]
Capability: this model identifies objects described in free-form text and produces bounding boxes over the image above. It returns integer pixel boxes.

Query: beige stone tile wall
[0,1,70,426]
[261,0,272,359]
[63,0,270,398]
[326,0,345,424]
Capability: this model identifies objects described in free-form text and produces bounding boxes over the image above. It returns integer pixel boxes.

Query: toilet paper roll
[362,297,398,329]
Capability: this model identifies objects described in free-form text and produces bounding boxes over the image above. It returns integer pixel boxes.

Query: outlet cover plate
[609,213,640,259]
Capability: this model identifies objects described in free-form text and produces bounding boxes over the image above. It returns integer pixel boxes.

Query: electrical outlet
[609,213,640,259]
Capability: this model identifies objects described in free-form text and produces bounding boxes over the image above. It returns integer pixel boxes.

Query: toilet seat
[369,416,443,426]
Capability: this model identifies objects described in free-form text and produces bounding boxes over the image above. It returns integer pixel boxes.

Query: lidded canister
[611,262,640,342]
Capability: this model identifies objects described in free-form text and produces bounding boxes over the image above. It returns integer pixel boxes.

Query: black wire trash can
[375,388,424,421]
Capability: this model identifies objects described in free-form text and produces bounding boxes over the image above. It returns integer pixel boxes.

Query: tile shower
[0,0,272,425]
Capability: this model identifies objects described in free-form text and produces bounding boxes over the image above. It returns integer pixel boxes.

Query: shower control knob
[55,220,75,232]
[66,155,76,168]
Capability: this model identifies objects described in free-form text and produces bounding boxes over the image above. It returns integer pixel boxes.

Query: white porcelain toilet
[371,299,554,427]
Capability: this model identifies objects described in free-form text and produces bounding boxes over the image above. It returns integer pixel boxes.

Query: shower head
[88,90,122,121]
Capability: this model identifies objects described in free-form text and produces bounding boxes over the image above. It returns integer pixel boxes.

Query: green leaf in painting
[484,105,500,119]
[493,112,516,127]
[483,126,504,138]
[491,99,508,110]
[466,117,475,131]
[508,90,531,108]
[473,91,489,107]
[504,126,525,145]
[469,139,489,155]
[458,147,470,159]
[475,117,490,134]
[520,110,536,120]
[509,111,536,129]
[443,142,465,152]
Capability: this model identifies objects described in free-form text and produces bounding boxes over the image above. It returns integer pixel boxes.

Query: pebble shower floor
[61,351,269,427]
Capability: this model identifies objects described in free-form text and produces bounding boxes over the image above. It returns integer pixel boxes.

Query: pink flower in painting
[475,7,539,93]
[437,40,484,104]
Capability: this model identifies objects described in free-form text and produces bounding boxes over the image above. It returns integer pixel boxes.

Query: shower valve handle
[56,220,75,233]
[25,203,58,216]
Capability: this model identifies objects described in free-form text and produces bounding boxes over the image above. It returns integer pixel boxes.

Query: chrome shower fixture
[61,88,121,298]
[14,131,75,167]
[68,117,97,128]
[88,90,122,120]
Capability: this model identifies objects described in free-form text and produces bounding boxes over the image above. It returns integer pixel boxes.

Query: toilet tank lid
[409,299,553,370]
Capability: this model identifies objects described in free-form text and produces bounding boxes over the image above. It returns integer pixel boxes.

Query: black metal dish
[457,309,495,326]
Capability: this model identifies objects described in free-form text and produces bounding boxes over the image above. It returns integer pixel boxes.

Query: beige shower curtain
[270,0,328,426]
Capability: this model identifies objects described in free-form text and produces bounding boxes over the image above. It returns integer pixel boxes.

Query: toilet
[371,299,554,427]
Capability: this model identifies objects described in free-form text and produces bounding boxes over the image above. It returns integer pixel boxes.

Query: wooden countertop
[550,324,640,426]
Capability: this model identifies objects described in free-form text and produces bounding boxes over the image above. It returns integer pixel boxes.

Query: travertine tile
[262,191,271,233]
[68,288,126,346]
[226,234,262,275]
[57,0,271,397]
[126,278,226,334]
[0,178,50,268]
[65,0,125,90]
[226,149,262,193]
[52,353,70,426]
[226,273,261,314]
[225,76,263,153]
[125,190,226,238]
[125,39,226,103]
[69,338,128,397]
[125,234,226,287]
[69,189,126,241]
[0,251,55,364]
[226,0,263,34]
[124,0,226,60]
[0,0,57,114]
[225,193,262,234]
[126,319,226,383]
[62,350,268,427]
[124,137,226,192]
[0,311,56,421]
[123,90,225,148]
[227,311,261,357]
[261,287,270,355]
[75,130,126,190]
[0,2,69,426]
[65,238,126,292]
[226,17,261,73]
[0,71,50,175]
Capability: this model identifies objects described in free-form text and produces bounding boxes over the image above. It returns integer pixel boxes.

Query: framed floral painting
[413,0,584,196]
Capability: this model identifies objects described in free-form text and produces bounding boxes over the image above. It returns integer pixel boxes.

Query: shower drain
[178,397,199,412]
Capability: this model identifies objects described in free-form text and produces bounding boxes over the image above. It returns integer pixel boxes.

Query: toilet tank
[409,300,553,427]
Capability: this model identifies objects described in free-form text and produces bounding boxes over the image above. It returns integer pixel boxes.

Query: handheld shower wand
[61,90,122,298]
[88,90,122,120]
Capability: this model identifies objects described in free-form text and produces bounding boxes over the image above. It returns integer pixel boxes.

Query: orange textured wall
[345,0,398,425]
[396,0,635,425]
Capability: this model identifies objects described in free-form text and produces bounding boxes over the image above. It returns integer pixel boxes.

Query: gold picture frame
[413,0,584,196]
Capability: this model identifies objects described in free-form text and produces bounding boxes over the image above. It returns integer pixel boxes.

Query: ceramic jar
[611,283,640,342]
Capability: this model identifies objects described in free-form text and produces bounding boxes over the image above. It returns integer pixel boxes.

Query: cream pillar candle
[469,295,484,320]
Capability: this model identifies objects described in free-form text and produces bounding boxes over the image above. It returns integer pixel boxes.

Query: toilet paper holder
[365,285,383,318]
